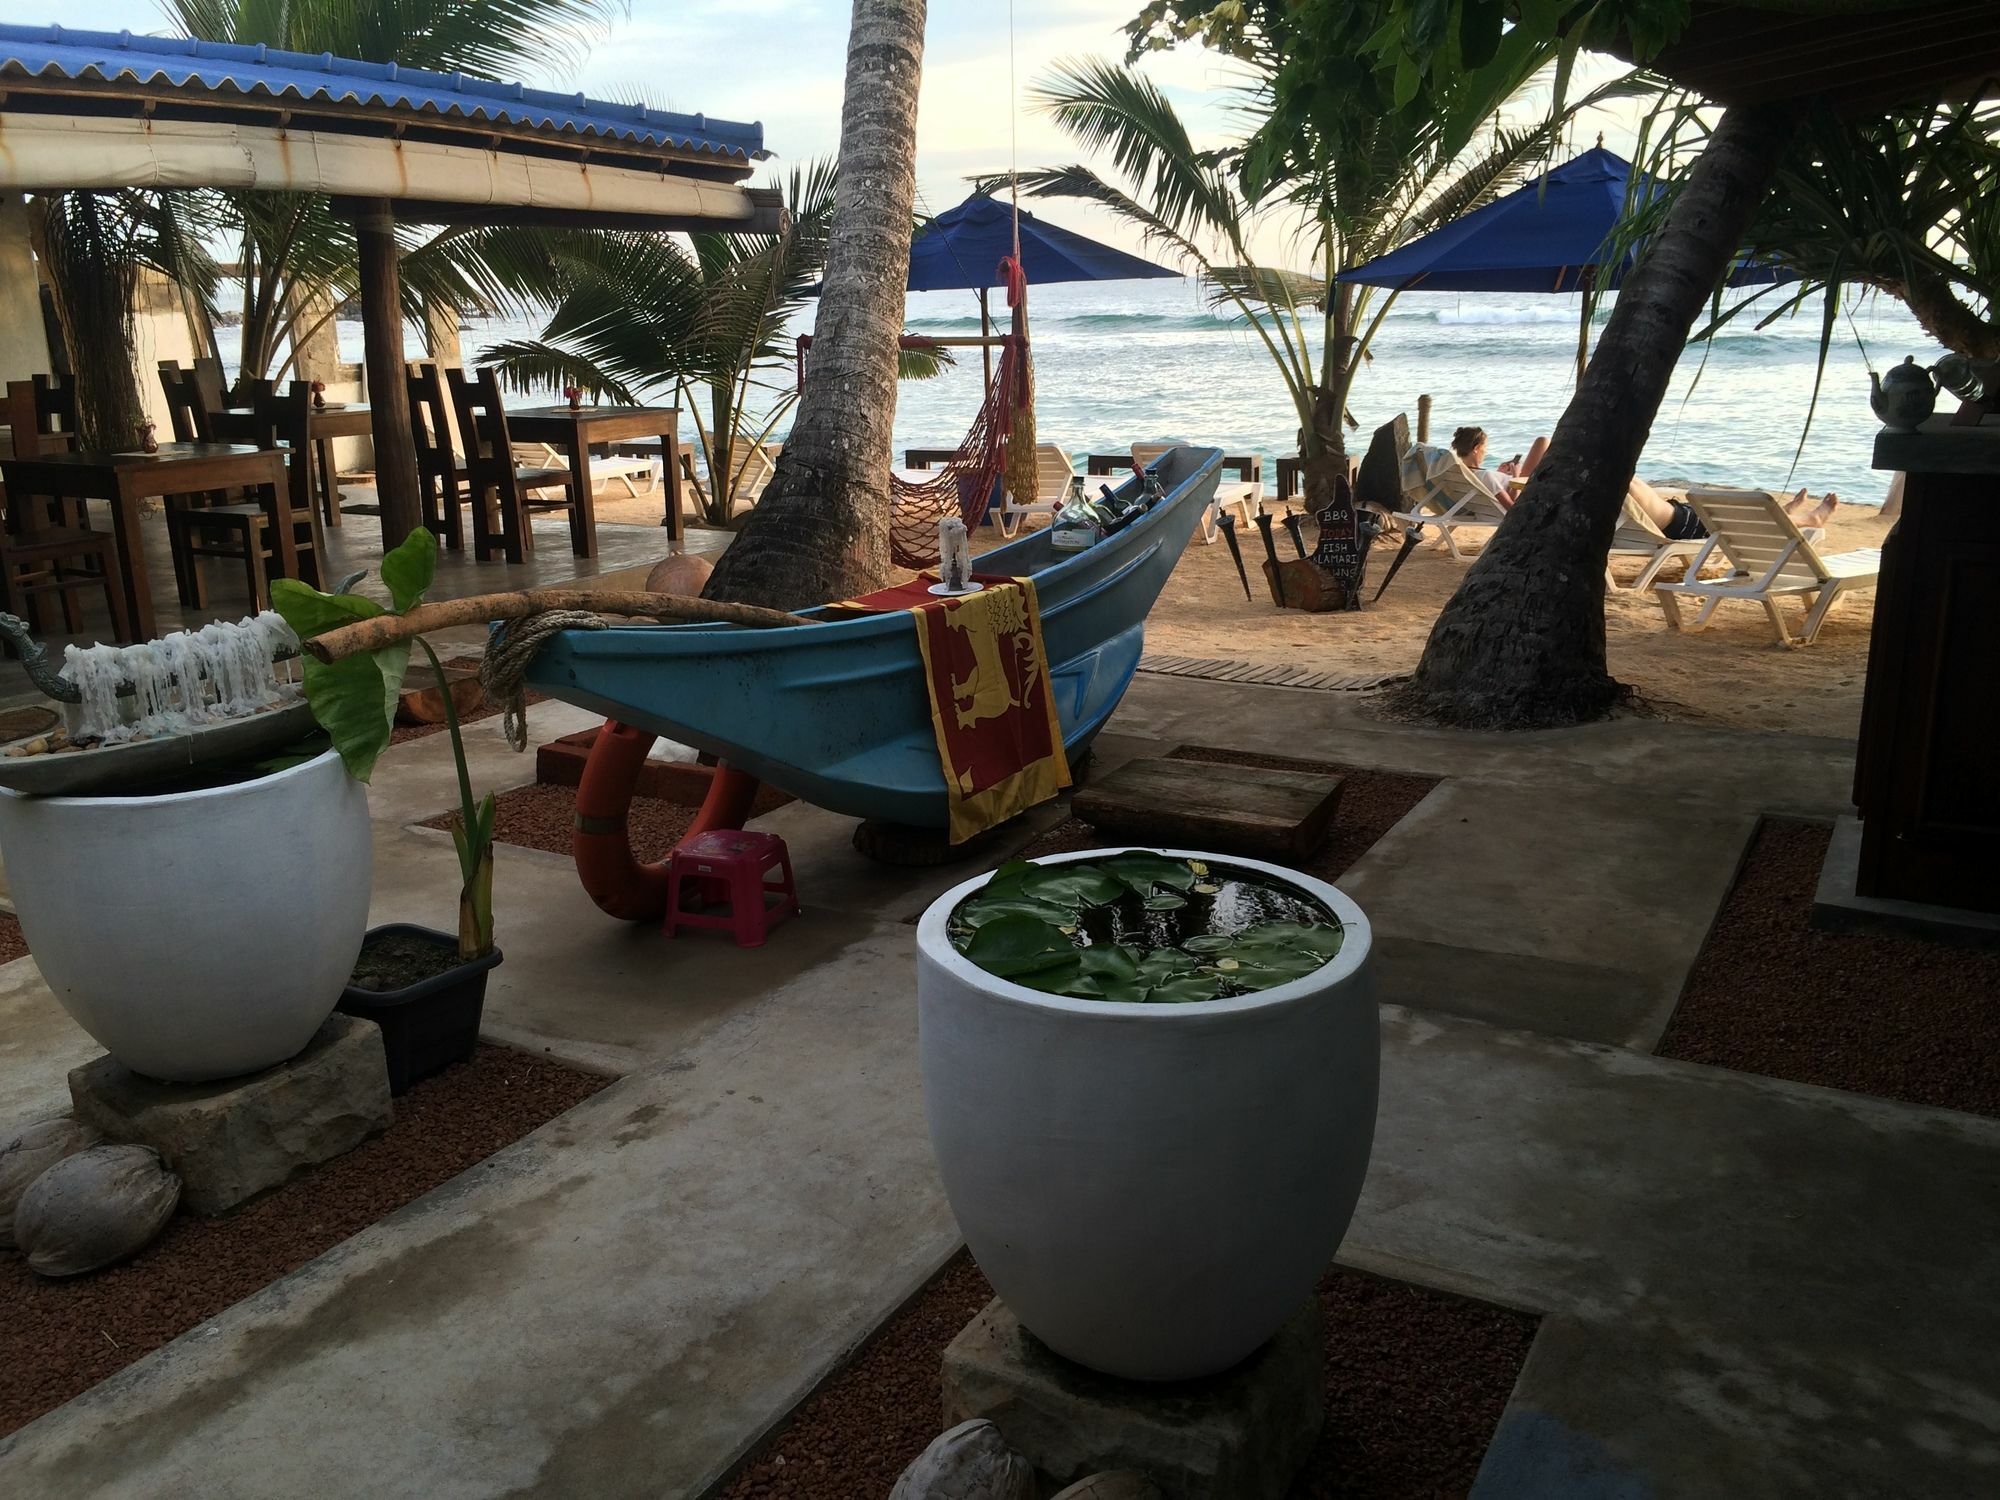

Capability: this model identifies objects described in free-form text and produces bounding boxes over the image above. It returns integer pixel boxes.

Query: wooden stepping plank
[1136,657,1392,693]
[1072,756,1345,862]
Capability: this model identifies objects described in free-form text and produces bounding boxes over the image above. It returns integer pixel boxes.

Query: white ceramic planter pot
[0,749,372,1083]
[917,848,1378,1382]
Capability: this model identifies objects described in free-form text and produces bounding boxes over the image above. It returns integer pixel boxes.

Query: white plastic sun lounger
[523,442,659,497]
[1652,486,1880,646]
[1607,490,1705,590]
[1133,442,1258,544]
[994,442,1073,537]
[1395,444,1510,560]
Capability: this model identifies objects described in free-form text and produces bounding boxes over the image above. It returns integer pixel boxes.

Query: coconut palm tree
[1007,55,1650,514]
[30,190,220,449]
[702,0,929,608]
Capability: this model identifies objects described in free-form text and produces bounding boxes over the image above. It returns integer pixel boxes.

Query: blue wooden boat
[527,445,1224,828]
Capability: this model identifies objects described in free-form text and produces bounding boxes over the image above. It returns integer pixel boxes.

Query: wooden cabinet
[1855,418,2000,914]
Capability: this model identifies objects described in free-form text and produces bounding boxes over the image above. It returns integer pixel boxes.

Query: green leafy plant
[949,853,1344,1004]
[272,529,496,960]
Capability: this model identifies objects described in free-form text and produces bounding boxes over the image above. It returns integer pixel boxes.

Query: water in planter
[948,851,1344,1003]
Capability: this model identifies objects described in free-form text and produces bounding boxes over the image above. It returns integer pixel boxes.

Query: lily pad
[949,854,1339,1005]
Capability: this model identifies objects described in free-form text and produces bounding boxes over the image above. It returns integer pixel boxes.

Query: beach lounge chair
[994,443,1072,537]
[525,442,658,498]
[691,442,780,516]
[1133,442,1258,544]
[1651,486,1881,646]
[1394,444,1510,559]
[1607,491,1705,590]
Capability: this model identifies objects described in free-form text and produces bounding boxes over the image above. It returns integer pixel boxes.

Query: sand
[588,485,1887,742]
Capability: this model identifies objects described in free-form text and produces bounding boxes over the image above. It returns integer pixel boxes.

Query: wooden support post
[351,198,422,550]
[1416,393,1432,444]
[978,287,993,392]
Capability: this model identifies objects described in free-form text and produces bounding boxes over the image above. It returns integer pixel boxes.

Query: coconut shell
[889,1419,1036,1500]
[643,552,714,597]
[14,1145,180,1277]
[0,1117,102,1251]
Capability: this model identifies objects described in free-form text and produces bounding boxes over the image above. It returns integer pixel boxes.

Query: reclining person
[1493,431,1838,539]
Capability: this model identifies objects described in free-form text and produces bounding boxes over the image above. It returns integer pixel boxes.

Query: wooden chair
[158,360,216,442]
[408,363,468,550]
[444,367,578,563]
[166,381,324,611]
[0,382,127,641]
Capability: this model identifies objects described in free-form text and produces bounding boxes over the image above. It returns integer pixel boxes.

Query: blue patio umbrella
[907,191,1179,291]
[1337,146,1787,294]
[1338,146,1788,382]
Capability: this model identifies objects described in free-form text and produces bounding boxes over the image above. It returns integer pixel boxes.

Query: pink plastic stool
[662,830,800,947]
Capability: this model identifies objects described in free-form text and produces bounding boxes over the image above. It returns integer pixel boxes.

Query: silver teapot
[1870,356,1937,432]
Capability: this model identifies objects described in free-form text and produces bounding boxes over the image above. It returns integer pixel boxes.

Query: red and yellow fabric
[834,573,1071,842]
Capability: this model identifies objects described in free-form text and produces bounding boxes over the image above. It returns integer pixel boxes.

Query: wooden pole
[978,287,993,391]
[351,198,422,549]
[303,588,815,663]
[1416,393,1432,444]
[1575,265,1597,387]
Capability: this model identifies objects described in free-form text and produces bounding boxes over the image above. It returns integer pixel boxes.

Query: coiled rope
[477,610,606,751]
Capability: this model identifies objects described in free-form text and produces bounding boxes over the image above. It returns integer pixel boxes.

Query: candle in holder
[939,517,972,593]
[136,421,159,455]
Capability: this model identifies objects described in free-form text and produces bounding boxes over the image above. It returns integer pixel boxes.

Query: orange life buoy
[571,720,762,921]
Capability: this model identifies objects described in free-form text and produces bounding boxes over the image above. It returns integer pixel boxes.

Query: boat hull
[527,447,1223,828]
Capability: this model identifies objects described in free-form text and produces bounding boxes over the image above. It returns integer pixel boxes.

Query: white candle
[939,516,972,593]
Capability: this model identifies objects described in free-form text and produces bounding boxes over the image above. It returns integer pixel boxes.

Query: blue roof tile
[0,22,766,163]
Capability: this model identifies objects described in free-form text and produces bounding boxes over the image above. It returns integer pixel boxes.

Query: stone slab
[1071,756,1343,861]
[68,1016,392,1215]
[1810,813,2000,950]
[941,1298,1322,1499]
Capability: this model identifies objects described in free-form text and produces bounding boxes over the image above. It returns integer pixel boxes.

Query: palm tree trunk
[35,193,147,451]
[1400,101,1799,728]
[703,0,924,609]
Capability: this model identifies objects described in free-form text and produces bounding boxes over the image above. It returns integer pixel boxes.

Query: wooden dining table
[505,404,682,553]
[215,402,371,526]
[0,443,289,643]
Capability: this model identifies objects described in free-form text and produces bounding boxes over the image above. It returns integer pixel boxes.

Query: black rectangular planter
[338,923,503,1094]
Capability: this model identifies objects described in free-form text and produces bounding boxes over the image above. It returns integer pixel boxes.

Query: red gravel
[712,1254,1536,1500]
[0,912,27,964]
[0,1044,608,1436]
[1020,745,1439,880]
[1658,818,2000,1118]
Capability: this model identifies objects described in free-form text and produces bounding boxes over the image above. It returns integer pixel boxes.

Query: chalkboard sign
[1309,469,1376,609]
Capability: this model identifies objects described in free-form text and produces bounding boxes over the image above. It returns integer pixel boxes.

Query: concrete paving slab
[0,922,959,1500]
[1114,676,1858,821]
[1337,781,1754,1048]
[1367,935,1663,1049]
[0,957,98,1127]
[1346,1008,2000,1500]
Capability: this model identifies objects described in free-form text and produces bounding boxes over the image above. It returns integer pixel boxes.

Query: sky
[51,0,1643,271]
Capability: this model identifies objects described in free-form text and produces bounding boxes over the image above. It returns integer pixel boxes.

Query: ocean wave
[906,310,1246,334]
[1411,306,1580,327]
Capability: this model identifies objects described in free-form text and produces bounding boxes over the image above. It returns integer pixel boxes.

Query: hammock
[798,255,1037,570]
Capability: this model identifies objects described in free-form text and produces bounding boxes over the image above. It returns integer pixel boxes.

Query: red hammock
[796,256,1034,569]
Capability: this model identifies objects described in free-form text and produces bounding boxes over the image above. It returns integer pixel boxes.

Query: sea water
[349,280,1938,507]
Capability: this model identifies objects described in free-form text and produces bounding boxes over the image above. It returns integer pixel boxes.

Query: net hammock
[795,255,1038,570]
[889,255,1037,568]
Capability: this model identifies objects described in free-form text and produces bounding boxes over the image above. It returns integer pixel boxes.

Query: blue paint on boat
[526,446,1225,827]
